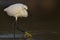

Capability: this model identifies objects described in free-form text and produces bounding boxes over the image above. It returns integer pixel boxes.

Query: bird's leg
[15,17,18,21]
[17,27,32,40]
[13,20,17,40]
[13,18,18,40]
[16,27,25,33]
[14,23,15,40]
[15,18,32,40]
[16,24,32,40]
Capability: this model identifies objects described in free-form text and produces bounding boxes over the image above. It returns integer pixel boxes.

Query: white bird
[4,3,28,21]
[4,3,32,39]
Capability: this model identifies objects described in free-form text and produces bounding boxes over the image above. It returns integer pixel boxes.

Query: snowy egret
[4,3,32,40]
[4,3,28,21]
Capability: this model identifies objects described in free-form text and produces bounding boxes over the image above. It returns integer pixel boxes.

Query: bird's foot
[24,32,32,39]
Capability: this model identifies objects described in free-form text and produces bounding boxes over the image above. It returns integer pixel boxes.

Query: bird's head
[20,4,28,10]
[23,5,28,10]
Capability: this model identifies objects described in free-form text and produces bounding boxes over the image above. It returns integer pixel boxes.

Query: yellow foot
[24,32,32,38]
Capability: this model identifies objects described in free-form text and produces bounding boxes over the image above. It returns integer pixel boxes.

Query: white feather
[4,3,28,21]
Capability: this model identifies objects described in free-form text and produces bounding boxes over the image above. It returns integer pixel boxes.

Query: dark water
[0,0,60,40]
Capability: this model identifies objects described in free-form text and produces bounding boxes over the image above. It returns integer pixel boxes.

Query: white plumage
[4,3,32,38]
[4,3,28,21]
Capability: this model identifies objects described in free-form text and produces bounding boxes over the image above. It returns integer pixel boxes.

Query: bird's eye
[24,8,27,10]
[23,5,28,10]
